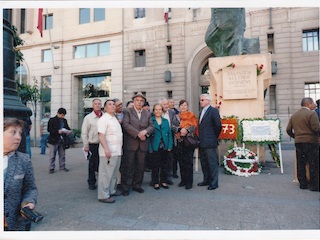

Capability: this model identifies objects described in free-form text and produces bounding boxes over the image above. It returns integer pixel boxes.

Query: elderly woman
[149,104,173,190]
[172,100,198,190]
[4,118,38,231]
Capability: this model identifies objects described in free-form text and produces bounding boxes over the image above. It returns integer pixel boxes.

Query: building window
[74,42,110,59]
[135,8,145,19]
[80,8,90,24]
[304,82,320,101]
[94,8,105,22]
[167,91,172,99]
[302,29,319,52]
[45,14,53,30]
[20,9,26,34]
[269,85,276,114]
[42,49,52,62]
[134,50,146,67]
[41,76,52,116]
[15,63,28,84]
[167,45,172,64]
[267,33,274,54]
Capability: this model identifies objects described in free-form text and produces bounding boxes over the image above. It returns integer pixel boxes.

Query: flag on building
[164,8,169,23]
[37,8,43,37]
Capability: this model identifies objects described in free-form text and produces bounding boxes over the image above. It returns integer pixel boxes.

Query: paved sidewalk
[8,145,320,239]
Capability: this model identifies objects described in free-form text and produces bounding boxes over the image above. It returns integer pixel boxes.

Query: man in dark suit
[198,94,222,190]
[121,92,154,195]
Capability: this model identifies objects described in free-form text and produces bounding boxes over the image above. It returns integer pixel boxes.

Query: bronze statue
[205,8,260,57]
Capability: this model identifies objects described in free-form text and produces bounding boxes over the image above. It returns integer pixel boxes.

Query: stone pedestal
[208,53,272,163]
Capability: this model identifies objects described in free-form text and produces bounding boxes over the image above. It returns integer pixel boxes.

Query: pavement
[4,144,319,240]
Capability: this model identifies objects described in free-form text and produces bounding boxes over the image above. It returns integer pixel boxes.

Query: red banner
[37,8,43,37]
[218,118,238,140]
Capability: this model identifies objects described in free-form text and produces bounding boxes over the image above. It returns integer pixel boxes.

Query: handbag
[60,134,70,149]
[183,134,199,148]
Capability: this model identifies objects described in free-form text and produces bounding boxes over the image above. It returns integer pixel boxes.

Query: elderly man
[97,99,123,203]
[198,94,222,190]
[158,97,177,184]
[286,97,319,191]
[81,99,103,190]
[40,113,50,155]
[121,92,154,196]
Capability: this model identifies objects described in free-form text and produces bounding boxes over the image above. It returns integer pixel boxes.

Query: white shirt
[162,111,171,125]
[200,105,210,122]
[97,113,123,156]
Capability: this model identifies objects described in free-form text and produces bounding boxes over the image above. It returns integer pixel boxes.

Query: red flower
[215,94,217,97]
[259,64,264,70]
[232,64,235,68]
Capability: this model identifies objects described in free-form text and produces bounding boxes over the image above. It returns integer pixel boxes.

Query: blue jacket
[198,106,222,148]
[149,116,173,152]
[4,151,38,230]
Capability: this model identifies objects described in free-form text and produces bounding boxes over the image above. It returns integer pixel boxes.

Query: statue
[205,8,260,57]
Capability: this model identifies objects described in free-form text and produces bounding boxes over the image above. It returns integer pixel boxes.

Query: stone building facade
[10,7,319,141]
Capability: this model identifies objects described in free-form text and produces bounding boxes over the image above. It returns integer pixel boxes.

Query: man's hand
[104,149,112,159]
[138,130,148,140]
[83,146,89,152]
[180,128,188,136]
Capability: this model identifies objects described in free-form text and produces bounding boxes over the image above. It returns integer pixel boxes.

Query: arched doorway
[186,43,214,114]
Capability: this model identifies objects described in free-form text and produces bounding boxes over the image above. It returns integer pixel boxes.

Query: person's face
[153,105,163,117]
[4,126,22,153]
[128,102,134,108]
[161,100,169,113]
[57,113,65,119]
[133,97,145,110]
[143,105,150,112]
[200,97,210,108]
[92,100,102,112]
[104,101,115,114]
[168,99,174,109]
[179,102,188,112]
[115,100,123,113]
[308,101,317,111]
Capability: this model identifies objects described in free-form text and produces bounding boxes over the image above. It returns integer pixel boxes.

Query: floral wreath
[223,147,262,177]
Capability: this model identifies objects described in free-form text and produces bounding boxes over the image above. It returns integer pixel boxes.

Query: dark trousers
[88,143,99,186]
[121,149,147,190]
[199,147,219,188]
[174,143,194,186]
[295,143,319,191]
[151,148,169,184]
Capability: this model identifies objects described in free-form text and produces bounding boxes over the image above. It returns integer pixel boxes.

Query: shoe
[60,168,69,172]
[49,169,54,174]
[99,197,115,203]
[308,186,319,192]
[133,187,144,193]
[166,180,173,185]
[144,168,151,172]
[40,153,45,155]
[154,184,160,190]
[122,190,129,196]
[197,182,210,186]
[173,174,179,178]
[161,183,169,189]
[89,185,96,190]
[185,184,192,190]
[300,185,307,189]
[178,182,186,187]
[111,189,122,196]
[208,186,218,190]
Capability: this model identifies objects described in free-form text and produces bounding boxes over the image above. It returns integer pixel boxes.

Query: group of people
[4,94,319,231]
[79,92,222,204]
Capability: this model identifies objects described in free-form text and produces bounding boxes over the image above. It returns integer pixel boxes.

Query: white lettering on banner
[250,125,271,136]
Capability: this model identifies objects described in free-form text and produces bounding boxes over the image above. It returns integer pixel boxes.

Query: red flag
[37,8,43,37]
[164,8,169,23]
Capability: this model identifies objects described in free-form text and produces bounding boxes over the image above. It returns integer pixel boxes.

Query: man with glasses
[114,98,124,124]
[198,94,222,190]
[47,108,72,174]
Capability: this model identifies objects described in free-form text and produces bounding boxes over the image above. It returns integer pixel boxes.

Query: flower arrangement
[223,147,262,177]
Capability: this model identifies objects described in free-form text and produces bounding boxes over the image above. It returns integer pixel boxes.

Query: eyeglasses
[200,99,208,102]
[115,103,123,107]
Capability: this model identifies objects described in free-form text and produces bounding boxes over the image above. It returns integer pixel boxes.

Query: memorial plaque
[222,65,257,99]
